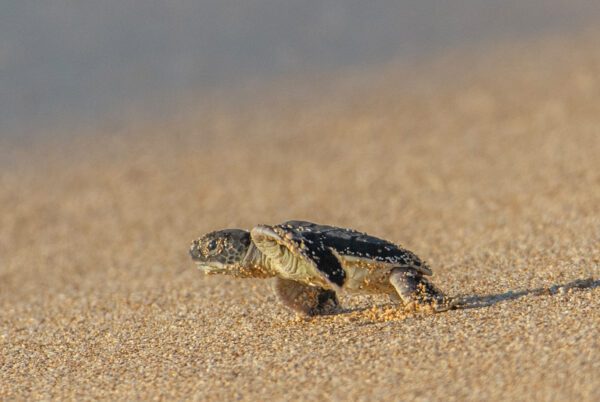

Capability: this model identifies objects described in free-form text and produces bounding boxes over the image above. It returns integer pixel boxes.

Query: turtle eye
[207,240,218,251]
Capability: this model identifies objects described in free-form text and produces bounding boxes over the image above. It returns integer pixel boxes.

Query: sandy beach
[1,32,599,401]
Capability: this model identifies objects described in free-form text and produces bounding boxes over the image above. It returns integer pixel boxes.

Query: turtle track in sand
[291,277,599,324]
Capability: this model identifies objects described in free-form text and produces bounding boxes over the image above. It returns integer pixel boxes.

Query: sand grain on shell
[1,33,600,401]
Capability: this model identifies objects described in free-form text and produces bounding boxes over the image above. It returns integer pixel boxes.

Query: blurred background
[2,0,600,140]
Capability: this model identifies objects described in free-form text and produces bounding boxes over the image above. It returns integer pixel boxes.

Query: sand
[1,32,599,401]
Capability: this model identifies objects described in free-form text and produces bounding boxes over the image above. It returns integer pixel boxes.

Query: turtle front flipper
[250,224,346,288]
[389,268,453,312]
[274,278,339,316]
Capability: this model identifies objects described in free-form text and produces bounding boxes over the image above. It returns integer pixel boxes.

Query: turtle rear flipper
[274,278,339,316]
[389,268,452,312]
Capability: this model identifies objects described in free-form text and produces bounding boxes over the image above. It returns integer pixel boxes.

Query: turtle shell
[276,221,432,276]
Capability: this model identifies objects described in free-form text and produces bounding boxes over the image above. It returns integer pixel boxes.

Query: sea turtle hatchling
[189,220,453,316]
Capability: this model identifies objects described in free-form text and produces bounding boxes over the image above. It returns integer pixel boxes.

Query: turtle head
[189,229,252,275]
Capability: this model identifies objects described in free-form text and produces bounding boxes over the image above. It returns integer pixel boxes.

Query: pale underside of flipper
[250,225,345,288]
